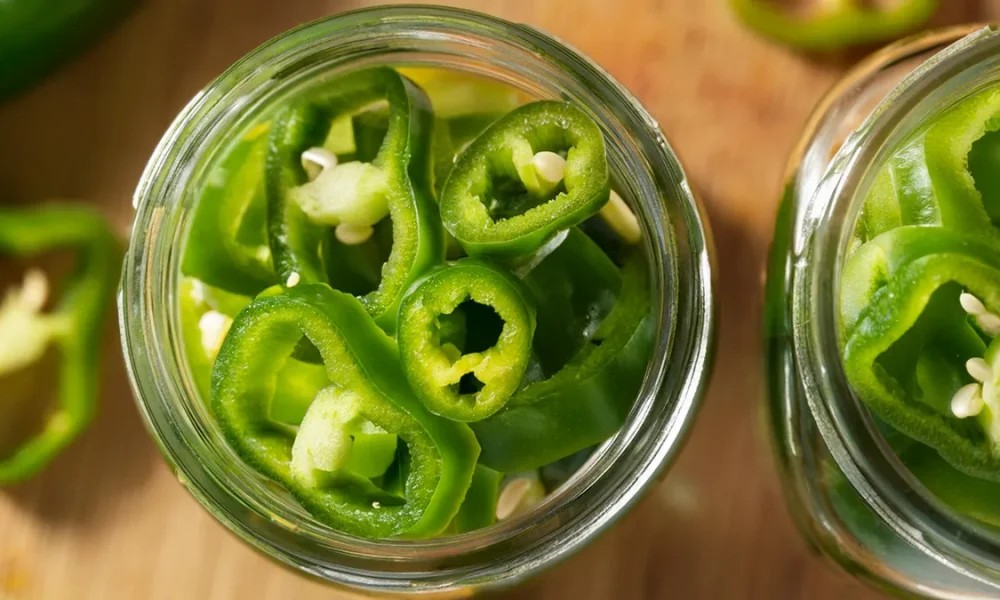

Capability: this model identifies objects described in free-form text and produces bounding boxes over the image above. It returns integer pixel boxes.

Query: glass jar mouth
[793,24,1000,582]
[120,5,715,591]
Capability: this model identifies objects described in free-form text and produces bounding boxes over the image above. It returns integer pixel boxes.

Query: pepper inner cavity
[435,298,505,397]
[966,123,1000,228]
[478,127,573,222]
[875,284,990,432]
[304,104,397,296]
[324,216,393,298]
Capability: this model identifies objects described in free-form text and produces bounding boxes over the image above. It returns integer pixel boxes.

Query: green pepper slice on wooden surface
[0,205,119,484]
[440,101,610,259]
[210,283,478,538]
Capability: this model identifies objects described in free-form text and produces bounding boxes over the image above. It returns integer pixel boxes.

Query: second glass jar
[768,25,1000,599]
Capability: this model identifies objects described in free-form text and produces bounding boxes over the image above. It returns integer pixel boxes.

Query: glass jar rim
[120,5,715,592]
[793,24,1000,583]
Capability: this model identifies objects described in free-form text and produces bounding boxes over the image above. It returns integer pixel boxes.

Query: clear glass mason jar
[766,24,1000,598]
[119,6,715,595]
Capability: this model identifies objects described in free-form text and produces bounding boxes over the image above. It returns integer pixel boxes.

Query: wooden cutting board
[0,1,994,598]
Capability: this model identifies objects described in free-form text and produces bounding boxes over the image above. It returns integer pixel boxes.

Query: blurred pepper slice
[729,0,938,51]
[0,0,137,102]
[0,205,119,484]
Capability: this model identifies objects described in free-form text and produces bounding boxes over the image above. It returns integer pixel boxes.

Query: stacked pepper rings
[180,66,654,539]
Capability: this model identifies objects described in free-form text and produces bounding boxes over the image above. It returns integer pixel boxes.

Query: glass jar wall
[120,6,715,595]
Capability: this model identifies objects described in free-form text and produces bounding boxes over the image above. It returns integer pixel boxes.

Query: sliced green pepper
[400,68,525,198]
[840,83,1000,478]
[0,205,118,484]
[211,283,478,538]
[521,228,621,376]
[397,258,536,422]
[729,0,938,52]
[842,226,1000,479]
[449,464,502,534]
[851,87,1000,254]
[266,67,444,332]
[900,442,1000,529]
[440,101,610,258]
[182,124,275,295]
[178,278,242,400]
[472,255,653,473]
[432,113,511,201]
[188,66,652,537]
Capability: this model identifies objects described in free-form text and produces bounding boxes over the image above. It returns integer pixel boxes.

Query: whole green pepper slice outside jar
[729,0,938,51]
[0,205,119,484]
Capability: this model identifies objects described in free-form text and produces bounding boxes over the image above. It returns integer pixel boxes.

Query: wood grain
[0,1,996,598]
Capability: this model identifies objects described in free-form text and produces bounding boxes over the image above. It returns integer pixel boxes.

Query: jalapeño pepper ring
[398,258,536,422]
[440,101,610,258]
